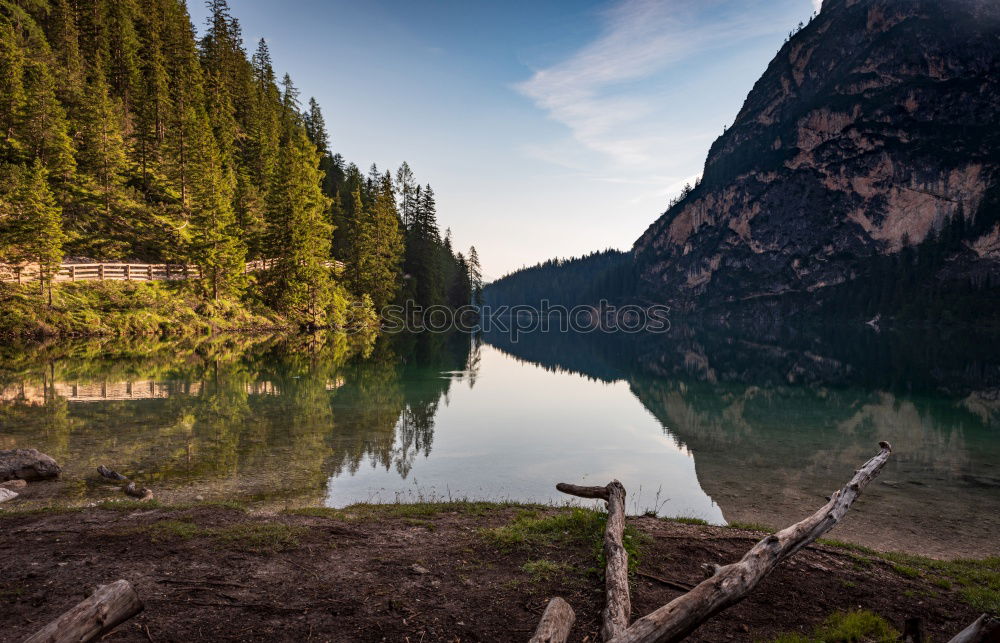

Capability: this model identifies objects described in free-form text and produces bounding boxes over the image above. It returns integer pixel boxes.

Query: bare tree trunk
[24,579,143,643]
[529,597,576,643]
[948,614,1000,643]
[556,480,630,641]
[608,442,893,643]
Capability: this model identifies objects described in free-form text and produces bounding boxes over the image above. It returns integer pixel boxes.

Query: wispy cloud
[515,0,807,197]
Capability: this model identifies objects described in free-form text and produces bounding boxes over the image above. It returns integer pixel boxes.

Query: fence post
[148,265,153,280]
[71,265,76,282]
[125,264,130,281]
[98,264,104,281]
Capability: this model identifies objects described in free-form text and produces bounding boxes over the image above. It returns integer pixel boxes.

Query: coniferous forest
[0,0,482,335]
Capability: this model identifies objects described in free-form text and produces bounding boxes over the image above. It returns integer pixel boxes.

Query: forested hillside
[0,0,481,331]
[482,249,634,309]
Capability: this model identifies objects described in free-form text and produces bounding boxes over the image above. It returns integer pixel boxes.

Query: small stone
[738,624,750,633]
[410,564,430,575]
[0,488,18,504]
[0,479,27,490]
[195,495,205,501]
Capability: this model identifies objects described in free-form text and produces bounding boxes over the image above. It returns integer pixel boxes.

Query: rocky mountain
[633,0,1000,320]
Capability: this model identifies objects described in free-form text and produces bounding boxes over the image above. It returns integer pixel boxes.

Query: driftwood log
[948,614,1000,643]
[556,481,629,641]
[529,597,576,643]
[97,465,153,501]
[610,441,893,643]
[532,442,894,643]
[23,579,143,643]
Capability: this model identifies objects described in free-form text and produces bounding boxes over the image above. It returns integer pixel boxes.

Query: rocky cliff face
[633,0,1000,317]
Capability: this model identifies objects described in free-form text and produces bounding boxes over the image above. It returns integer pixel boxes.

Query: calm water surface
[2,326,998,557]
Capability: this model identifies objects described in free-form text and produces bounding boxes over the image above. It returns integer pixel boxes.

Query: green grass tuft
[480,508,646,574]
[521,559,573,581]
[668,516,709,526]
[769,609,899,642]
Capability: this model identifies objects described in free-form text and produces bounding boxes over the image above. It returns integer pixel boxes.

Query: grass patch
[818,543,1000,615]
[139,519,306,553]
[297,501,528,521]
[521,559,573,581]
[891,564,921,579]
[668,516,709,526]
[97,499,164,511]
[769,609,898,642]
[211,523,305,553]
[480,508,646,574]
[0,504,85,518]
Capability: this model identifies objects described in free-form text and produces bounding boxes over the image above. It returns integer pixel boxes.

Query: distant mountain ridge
[633,0,1000,320]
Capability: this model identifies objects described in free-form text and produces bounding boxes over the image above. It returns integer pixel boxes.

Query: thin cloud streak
[515,0,793,174]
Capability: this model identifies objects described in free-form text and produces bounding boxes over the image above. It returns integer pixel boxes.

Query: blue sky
[189,0,820,279]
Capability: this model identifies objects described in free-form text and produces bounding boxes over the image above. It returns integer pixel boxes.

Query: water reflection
[485,324,1000,557]
[2,324,998,556]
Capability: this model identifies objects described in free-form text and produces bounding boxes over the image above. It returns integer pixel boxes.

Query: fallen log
[97,465,127,481]
[0,448,61,481]
[529,597,576,643]
[123,481,154,501]
[948,614,1000,643]
[23,579,143,643]
[607,441,893,643]
[556,480,629,641]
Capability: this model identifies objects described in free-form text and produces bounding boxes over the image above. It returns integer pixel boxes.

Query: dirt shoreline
[1,501,994,642]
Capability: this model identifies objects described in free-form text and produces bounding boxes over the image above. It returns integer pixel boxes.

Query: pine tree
[303,97,329,155]
[395,161,416,229]
[352,172,403,310]
[0,21,26,163]
[468,245,483,306]
[266,128,334,326]
[9,160,65,303]
[20,46,76,182]
[187,104,245,299]
[76,67,128,224]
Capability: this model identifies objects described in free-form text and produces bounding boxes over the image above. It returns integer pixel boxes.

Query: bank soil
[0,504,990,642]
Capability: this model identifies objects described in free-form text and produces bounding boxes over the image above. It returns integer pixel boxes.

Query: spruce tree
[468,245,483,306]
[10,160,65,303]
[187,104,245,300]
[352,172,403,310]
[0,21,26,163]
[266,127,334,326]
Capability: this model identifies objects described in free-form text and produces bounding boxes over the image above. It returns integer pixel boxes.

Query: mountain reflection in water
[1,324,998,557]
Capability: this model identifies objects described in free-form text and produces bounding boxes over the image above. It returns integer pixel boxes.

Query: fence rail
[0,259,344,284]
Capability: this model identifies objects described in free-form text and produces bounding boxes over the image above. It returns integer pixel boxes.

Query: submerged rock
[0,448,62,481]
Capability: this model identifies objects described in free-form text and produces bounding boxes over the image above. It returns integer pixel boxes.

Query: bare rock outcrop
[0,448,62,481]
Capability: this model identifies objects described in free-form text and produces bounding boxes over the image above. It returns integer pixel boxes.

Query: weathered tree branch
[24,579,143,643]
[557,479,629,641]
[948,614,1000,643]
[607,441,893,643]
[529,597,576,643]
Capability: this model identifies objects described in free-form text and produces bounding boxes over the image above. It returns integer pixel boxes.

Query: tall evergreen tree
[352,172,403,310]
[468,245,483,306]
[187,105,244,300]
[266,128,334,326]
[8,160,65,302]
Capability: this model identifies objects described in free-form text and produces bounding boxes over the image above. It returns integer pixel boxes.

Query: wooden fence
[0,259,344,284]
